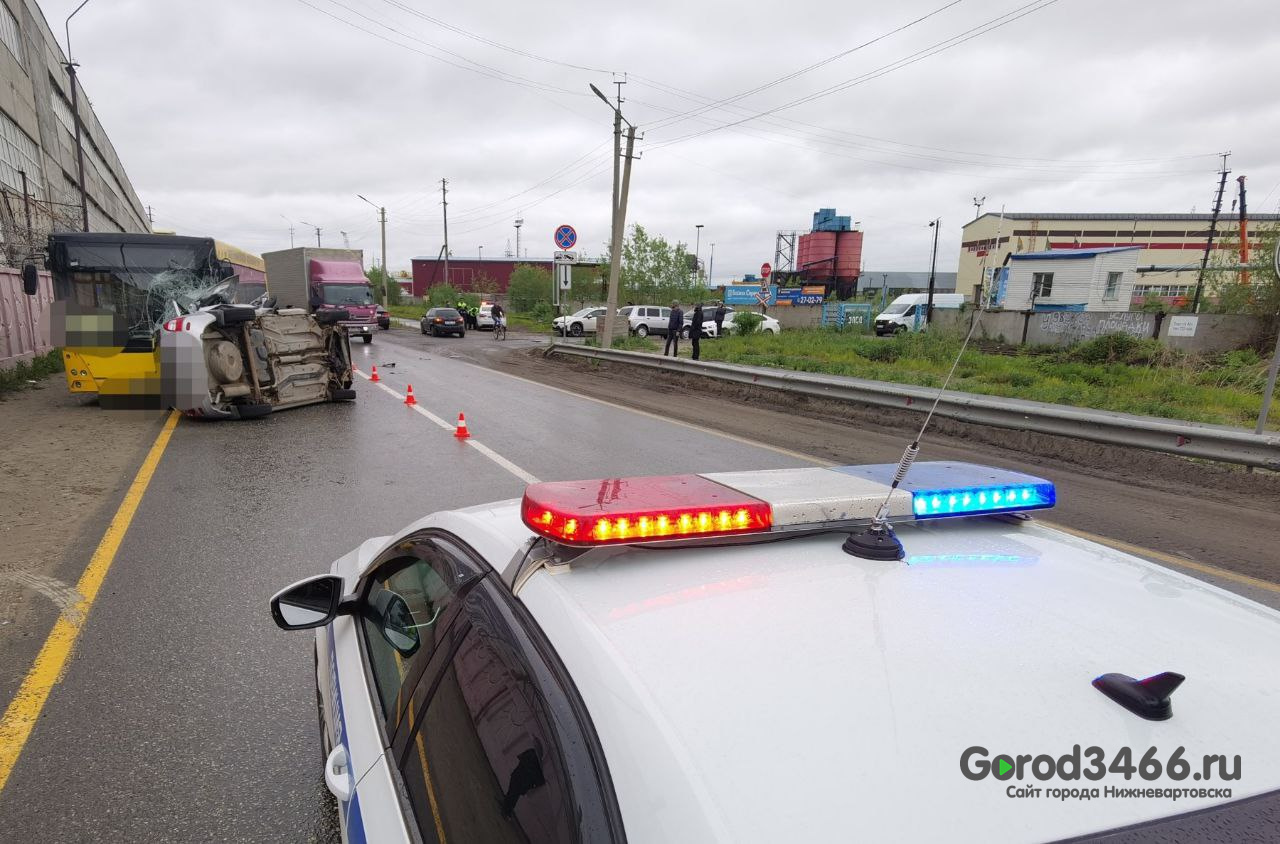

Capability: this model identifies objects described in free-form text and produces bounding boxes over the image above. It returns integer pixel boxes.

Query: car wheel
[765,328,776,335]
[636,324,648,338]
[459,330,466,338]
[361,335,372,344]
[570,323,584,337]
[421,325,428,334]
[894,325,907,335]
[680,326,690,339]
[232,402,273,420]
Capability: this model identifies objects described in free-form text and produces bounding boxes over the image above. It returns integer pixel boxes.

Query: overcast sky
[39,0,1280,282]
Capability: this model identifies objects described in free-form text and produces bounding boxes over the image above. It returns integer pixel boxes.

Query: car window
[361,536,480,727]
[660,308,670,318]
[590,309,605,318]
[397,582,622,844]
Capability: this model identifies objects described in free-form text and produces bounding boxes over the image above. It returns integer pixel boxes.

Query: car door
[585,308,606,332]
[324,532,485,842]
[657,307,671,335]
[392,575,625,844]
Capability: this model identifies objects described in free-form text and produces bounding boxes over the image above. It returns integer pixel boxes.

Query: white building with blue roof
[992,246,1139,312]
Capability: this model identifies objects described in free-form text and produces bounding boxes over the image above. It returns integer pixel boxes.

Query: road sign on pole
[554,225,578,250]
[760,262,772,279]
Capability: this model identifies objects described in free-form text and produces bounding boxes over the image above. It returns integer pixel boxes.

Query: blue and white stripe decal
[327,624,366,844]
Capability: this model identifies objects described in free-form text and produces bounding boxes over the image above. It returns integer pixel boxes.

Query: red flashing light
[521,475,772,546]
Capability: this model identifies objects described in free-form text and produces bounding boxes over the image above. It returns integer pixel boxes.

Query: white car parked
[553,306,606,336]
[694,311,781,338]
[625,305,676,338]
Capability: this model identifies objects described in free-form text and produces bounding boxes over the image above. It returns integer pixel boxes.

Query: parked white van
[874,293,965,335]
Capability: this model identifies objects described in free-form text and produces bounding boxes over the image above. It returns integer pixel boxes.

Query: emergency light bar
[520,463,1056,547]
[522,475,772,546]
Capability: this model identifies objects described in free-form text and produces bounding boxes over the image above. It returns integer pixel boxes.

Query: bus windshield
[51,236,228,347]
[321,284,373,306]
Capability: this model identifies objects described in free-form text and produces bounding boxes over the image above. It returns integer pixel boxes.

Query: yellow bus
[41,232,259,409]
[216,240,268,302]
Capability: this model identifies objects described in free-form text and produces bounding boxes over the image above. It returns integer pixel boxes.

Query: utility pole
[591,82,638,346]
[441,179,450,287]
[695,224,704,280]
[478,245,483,262]
[926,219,940,325]
[280,214,295,248]
[146,205,155,226]
[63,0,93,232]
[341,230,350,249]
[357,195,388,308]
[1192,152,1231,313]
[973,196,985,220]
[301,221,322,246]
[1256,239,1280,436]
[708,242,715,285]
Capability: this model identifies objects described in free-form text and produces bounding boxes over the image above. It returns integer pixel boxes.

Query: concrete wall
[0,267,51,368]
[767,305,825,331]
[932,308,1268,353]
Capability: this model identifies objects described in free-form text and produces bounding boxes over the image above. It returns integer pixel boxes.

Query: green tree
[1206,223,1278,321]
[506,264,553,313]
[365,266,403,306]
[598,224,713,305]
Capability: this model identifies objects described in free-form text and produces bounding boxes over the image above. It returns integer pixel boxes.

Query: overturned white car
[160,283,355,419]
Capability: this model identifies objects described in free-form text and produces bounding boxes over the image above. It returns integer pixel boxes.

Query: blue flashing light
[832,461,1058,520]
[908,482,1055,519]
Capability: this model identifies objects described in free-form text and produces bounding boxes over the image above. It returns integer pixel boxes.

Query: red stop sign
[760,262,772,278]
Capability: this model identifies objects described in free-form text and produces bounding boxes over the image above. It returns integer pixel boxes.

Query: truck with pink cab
[262,247,379,343]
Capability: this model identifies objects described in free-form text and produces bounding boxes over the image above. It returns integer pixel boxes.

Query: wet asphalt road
[0,329,807,842]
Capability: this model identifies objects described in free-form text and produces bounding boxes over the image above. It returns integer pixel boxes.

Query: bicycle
[492,319,508,341]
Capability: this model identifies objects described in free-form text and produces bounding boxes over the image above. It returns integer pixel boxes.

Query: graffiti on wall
[1036,311,1151,341]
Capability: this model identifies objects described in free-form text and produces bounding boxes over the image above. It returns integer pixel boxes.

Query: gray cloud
[41,0,1279,280]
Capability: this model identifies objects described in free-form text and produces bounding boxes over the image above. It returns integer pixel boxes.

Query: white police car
[270,462,1280,842]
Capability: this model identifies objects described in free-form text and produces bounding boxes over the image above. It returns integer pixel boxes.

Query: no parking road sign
[554,224,577,250]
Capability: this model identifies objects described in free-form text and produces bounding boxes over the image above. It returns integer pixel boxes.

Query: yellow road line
[0,410,180,792]
[1043,520,1280,595]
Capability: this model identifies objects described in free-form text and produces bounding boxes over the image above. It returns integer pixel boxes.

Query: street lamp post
[64,0,93,232]
[300,221,322,247]
[695,224,704,280]
[589,83,638,346]
[708,243,715,286]
[478,245,483,262]
[514,218,523,260]
[926,219,940,325]
[357,195,388,308]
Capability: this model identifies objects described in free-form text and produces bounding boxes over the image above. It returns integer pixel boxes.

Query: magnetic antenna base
[842,525,905,561]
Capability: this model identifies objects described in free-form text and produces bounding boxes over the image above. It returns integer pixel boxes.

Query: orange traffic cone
[370,365,380,382]
[404,385,417,406]
[454,412,470,439]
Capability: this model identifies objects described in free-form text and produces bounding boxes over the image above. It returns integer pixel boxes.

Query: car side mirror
[370,590,420,656]
[270,574,344,630]
[22,263,39,296]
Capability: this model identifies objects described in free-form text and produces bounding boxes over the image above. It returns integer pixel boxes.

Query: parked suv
[627,305,673,337]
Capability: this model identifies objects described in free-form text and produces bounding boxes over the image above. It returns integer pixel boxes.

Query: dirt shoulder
[0,382,163,702]
[458,341,1280,583]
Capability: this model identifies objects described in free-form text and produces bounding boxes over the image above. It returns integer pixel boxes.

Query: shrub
[733,312,765,336]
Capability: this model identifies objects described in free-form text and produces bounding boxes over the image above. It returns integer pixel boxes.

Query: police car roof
[505,513,1280,842]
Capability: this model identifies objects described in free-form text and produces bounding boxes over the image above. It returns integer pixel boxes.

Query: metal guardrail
[547,343,1280,469]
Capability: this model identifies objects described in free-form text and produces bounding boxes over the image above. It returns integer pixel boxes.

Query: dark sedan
[421,307,466,337]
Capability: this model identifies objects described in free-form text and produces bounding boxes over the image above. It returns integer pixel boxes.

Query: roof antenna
[842,306,985,561]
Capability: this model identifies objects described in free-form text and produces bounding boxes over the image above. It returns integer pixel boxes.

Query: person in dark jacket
[714,303,727,337]
[664,301,683,356]
[689,303,704,360]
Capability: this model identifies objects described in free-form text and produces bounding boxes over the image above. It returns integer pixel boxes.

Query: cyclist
[491,302,506,338]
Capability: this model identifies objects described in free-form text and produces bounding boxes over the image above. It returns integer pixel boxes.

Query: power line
[640,0,968,132]
[375,0,615,74]
[646,0,1065,152]
[295,0,586,96]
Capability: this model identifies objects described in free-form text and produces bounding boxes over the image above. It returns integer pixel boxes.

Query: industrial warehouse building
[958,213,1277,304]
[0,0,148,259]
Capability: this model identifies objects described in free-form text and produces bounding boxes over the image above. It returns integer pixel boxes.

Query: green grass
[0,349,65,397]
[680,329,1279,430]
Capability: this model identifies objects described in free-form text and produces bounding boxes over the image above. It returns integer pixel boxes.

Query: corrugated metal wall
[0,268,52,369]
